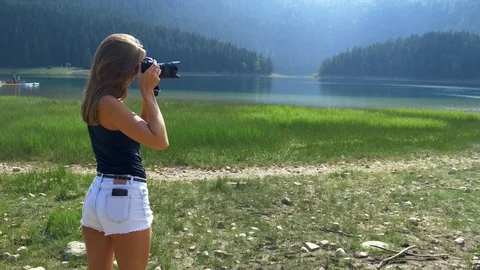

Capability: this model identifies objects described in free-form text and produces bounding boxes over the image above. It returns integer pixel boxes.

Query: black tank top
[88,125,147,179]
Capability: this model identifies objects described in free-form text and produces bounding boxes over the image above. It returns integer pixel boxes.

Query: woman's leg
[82,226,115,270]
[111,228,152,270]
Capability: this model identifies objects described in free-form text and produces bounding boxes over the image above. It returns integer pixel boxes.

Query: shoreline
[317,75,480,86]
[0,67,295,78]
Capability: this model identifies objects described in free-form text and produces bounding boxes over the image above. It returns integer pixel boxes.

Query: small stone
[182,227,189,232]
[464,187,472,193]
[335,248,346,257]
[330,222,341,232]
[173,250,183,259]
[304,242,320,251]
[449,168,458,174]
[12,167,21,172]
[404,201,413,206]
[454,238,465,246]
[154,266,162,270]
[22,266,32,270]
[361,241,389,249]
[301,246,309,253]
[30,268,46,270]
[16,246,28,255]
[281,197,292,206]
[7,254,20,262]
[319,240,330,247]
[61,261,69,264]
[225,166,231,170]
[189,245,196,251]
[407,217,421,225]
[29,193,35,197]
[64,241,86,259]
[206,230,212,234]
[217,221,225,229]
[250,227,259,231]
[239,233,247,237]
[355,251,369,258]
[214,250,232,258]
[201,251,209,257]
[276,226,283,230]
[294,182,302,186]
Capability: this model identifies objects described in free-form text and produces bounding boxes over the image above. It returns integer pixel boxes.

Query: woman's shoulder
[98,95,121,107]
[98,95,129,114]
[97,95,129,130]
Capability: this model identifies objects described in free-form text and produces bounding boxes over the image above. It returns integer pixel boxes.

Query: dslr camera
[140,57,181,96]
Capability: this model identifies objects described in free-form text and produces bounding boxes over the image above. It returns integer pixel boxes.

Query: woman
[80,33,169,270]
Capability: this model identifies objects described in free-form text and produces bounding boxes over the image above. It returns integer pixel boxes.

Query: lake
[1,74,479,111]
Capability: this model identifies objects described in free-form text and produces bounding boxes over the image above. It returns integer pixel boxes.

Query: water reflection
[0,84,40,96]
[0,74,479,111]
[149,75,273,94]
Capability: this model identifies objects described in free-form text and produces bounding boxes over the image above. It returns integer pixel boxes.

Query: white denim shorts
[80,175,154,236]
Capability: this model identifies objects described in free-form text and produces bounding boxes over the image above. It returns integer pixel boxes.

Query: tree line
[318,31,480,79]
[0,1,273,74]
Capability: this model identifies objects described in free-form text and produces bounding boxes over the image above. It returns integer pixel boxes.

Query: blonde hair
[81,33,146,125]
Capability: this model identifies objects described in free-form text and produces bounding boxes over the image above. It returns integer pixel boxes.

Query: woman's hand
[137,60,161,98]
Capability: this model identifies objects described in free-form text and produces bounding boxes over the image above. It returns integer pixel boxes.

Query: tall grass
[0,96,479,167]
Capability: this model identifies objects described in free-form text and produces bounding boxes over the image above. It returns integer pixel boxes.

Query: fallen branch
[377,245,416,269]
[370,244,449,259]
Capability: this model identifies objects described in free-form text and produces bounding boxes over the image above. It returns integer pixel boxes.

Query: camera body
[140,57,181,96]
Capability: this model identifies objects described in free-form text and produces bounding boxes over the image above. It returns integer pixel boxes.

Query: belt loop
[100,173,105,183]
[128,175,133,185]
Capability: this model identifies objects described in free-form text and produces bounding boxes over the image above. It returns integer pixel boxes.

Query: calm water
[1,74,479,111]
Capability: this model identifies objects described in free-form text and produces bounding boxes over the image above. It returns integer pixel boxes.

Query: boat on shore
[0,81,40,87]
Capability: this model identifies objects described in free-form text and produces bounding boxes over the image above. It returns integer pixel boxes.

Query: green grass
[1,164,480,269]
[1,96,479,168]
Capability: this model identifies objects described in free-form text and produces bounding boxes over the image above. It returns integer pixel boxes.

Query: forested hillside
[318,31,480,79]
[5,0,477,74]
[0,1,273,74]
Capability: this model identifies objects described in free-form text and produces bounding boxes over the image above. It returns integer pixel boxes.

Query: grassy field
[0,96,479,168]
[1,163,480,269]
[1,96,479,269]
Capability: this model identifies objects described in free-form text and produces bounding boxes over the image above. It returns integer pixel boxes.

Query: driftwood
[371,244,450,269]
[377,245,417,269]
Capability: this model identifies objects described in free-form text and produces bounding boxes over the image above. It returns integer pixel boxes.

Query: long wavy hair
[81,33,146,125]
